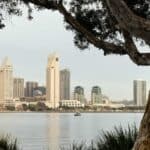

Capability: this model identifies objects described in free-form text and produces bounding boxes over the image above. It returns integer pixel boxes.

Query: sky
[0,8,150,101]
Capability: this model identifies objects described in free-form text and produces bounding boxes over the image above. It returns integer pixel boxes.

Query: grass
[95,125,138,150]
[0,135,18,150]
[0,125,138,150]
[61,124,138,150]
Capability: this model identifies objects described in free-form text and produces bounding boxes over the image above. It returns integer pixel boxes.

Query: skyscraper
[13,78,24,98]
[91,86,102,104]
[25,81,38,97]
[0,57,13,106]
[133,80,147,106]
[33,86,46,96]
[60,69,70,100]
[46,53,60,108]
[74,86,85,104]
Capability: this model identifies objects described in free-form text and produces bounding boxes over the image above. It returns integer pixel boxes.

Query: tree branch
[123,30,150,65]
[22,0,58,10]
[56,1,127,56]
[21,0,150,66]
[106,0,150,45]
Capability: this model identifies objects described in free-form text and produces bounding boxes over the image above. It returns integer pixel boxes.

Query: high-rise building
[46,53,60,108]
[60,69,70,100]
[91,86,102,104]
[74,86,85,104]
[133,80,147,106]
[0,57,13,106]
[33,86,46,96]
[13,78,24,98]
[25,81,38,97]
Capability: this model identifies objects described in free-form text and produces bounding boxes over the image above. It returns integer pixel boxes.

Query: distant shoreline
[0,110,144,113]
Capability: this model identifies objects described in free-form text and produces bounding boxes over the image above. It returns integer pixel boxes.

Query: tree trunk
[133,91,150,150]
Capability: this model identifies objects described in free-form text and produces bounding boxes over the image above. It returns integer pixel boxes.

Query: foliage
[35,102,48,111]
[95,125,138,150]
[60,125,138,150]
[0,125,138,150]
[5,106,15,111]
[66,0,150,49]
[0,0,150,65]
[0,135,19,150]
[1,0,149,45]
[28,104,36,111]
[22,104,28,111]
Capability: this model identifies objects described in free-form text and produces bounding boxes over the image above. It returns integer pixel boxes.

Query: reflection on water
[47,113,60,150]
[0,113,143,150]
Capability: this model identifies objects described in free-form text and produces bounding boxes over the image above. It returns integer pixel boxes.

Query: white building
[133,80,147,106]
[46,53,60,108]
[60,100,84,108]
[0,57,13,106]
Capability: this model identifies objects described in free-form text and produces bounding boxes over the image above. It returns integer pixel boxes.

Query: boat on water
[74,112,81,116]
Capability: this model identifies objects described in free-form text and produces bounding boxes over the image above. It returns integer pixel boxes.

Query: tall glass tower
[91,86,102,104]
[60,69,70,100]
[133,80,147,106]
[74,86,85,104]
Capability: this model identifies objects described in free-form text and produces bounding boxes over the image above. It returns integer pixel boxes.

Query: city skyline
[0,9,150,100]
[0,55,149,101]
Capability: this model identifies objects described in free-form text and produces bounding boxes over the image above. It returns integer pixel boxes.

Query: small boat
[74,112,81,116]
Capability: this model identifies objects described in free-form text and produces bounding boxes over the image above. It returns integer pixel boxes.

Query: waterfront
[0,113,143,150]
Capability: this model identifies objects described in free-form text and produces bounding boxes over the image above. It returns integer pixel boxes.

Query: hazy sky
[0,9,150,101]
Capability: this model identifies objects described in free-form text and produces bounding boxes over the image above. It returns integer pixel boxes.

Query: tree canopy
[0,0,150,65]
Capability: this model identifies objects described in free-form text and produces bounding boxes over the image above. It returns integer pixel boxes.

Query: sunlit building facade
[0,57,13,106]
[13,78,24,99]
[46,53,60,108]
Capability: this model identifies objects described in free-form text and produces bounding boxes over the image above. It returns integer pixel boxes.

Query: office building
[33,86,46,96]
[25,81,38,97]
[74,86,85,104]
[91,86,102,104]
[60,100,84,108]
[46,53,60,108]
[13,78,24,98]
[60,69,70,100]
[0,57,13,106]
[133,80,147,106]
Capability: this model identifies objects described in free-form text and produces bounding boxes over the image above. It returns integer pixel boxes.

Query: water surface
[0,113,143,150]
